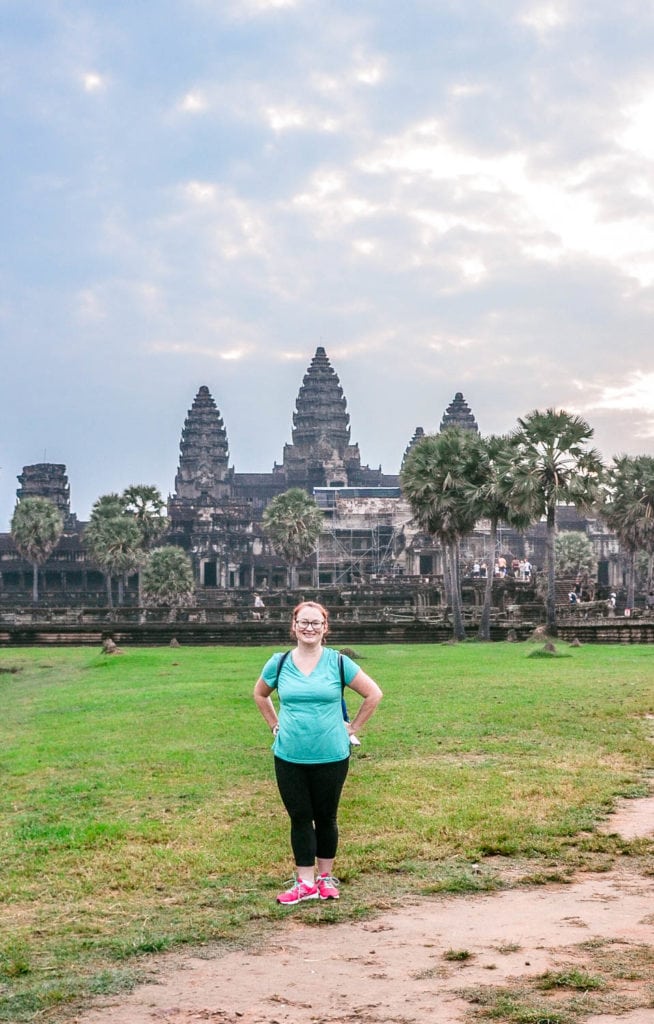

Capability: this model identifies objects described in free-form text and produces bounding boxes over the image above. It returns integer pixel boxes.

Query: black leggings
[274,756,349,866]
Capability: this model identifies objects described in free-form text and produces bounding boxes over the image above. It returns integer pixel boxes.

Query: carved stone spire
[279,347,362,488]
[291,346,351,449]
[401,426,426,468]
[439,392,479,433]
[17,463,75,527]
[173,386,231,503]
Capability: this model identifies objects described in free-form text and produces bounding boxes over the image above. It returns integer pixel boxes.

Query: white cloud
[580,372,654,414]
[147,339,255,361]
[620,88,654,160]
[177,90,209,114]
[352,239,376,255]
[458,256,487,284]
[175,180,271,262]
[290,173,380,233]
[265,105,306,131]
[518,2,571,35]
[448,81,487,99]
[354,61,384,86]
[184,181,217,203]
[357,118,654,285]
[222,0,301,18]
[81,72,106,93]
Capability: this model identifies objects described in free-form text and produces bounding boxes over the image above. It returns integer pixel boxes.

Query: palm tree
[10,497,64,603]
[467,434,535,641]
[84,494,142,608]
[142,545,195,622]
[555,531,597,587]
[507,409,605,635]
[262,488,324,588]
[601,455,654,610]
[122,485,168,608]
[400,427,486,641]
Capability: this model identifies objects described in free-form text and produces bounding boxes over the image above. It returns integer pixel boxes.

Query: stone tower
[16,464,76,528]
[277,346,364,489]
[172,386,232,504]
[401,426,426,467]
[439,392,479,433]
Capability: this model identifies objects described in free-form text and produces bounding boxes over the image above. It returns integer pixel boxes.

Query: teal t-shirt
[262,647,360,764]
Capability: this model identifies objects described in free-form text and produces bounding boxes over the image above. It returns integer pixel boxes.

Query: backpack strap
[274,650,291,687]
[338,652,350,723]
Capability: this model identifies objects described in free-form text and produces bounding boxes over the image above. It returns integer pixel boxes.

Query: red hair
[291,600,329,640]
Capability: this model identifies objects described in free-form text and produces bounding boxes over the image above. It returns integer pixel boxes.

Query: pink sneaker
[276,878,319,905]
[316,873,340,900]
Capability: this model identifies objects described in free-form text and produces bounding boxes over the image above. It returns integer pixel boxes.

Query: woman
[253,600,383,906]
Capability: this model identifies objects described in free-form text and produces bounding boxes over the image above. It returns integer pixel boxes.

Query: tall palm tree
[262,488,323,589]
[122,485,167,547]
[142,545,195,622]
[122,485,168,608]
[467,434,535,641]
[507,409,605,635]
[400,427,486,641]
[10,497,64,603]
[84,494,142,608]
[601,455,654,610]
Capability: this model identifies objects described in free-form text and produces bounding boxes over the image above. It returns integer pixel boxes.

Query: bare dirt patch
[72,800,654,1024]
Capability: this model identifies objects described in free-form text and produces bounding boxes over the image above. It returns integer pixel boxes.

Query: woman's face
[293,605,327,645]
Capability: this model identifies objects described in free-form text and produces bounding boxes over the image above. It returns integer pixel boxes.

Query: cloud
[148,340,254,361]
[620,85,654,160]
[238,0,300,11]
[354,113,654,286]
[80,71,107,92]
[518,2,572,36]
[176,89,209,114]
[578,372,654,415]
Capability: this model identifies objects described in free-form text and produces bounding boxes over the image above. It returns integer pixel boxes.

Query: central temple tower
[276,347,367,489]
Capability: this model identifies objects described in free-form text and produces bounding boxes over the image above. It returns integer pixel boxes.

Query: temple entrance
[203,562,217,587]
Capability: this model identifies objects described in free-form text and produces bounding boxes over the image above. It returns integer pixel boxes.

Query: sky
[2,0,654,531]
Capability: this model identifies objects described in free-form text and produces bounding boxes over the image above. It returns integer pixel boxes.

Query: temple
[165,347,406,590]
[0,346,617,605]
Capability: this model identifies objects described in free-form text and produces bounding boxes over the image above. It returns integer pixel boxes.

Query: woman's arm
[345,670,383,736]
[253,678,279,734]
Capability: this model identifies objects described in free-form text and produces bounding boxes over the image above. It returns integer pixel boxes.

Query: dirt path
[72,799,654,1024]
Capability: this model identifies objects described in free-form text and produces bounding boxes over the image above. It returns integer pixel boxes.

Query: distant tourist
[253,600,382,906]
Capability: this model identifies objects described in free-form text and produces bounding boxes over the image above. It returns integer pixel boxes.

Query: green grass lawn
[1,641,653,1021]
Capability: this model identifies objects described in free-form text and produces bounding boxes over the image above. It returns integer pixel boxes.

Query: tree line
[10,485,193,619]
[400,408,654,639]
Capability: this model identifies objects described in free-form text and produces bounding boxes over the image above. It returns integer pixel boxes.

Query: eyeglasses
[295,619,324,629]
